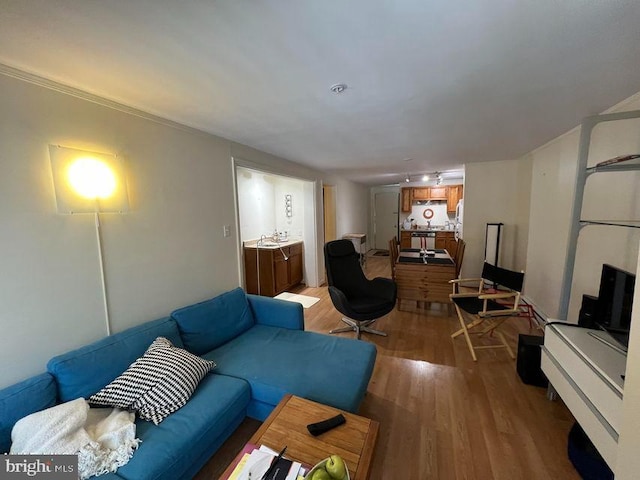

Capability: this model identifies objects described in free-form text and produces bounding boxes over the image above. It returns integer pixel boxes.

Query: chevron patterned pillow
[88,337,215,424]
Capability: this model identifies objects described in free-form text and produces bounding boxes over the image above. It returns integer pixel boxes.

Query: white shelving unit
[558,110,640,320]
[546,111,639,474]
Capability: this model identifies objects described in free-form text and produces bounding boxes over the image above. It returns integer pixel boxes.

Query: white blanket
[10,398,140,479]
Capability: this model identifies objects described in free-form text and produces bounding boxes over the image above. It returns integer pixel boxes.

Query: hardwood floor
[194,255,579,480]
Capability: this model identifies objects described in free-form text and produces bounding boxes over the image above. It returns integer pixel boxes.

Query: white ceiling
[1,1,639,185]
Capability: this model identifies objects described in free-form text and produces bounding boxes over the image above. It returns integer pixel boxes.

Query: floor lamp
[49,145,129,336]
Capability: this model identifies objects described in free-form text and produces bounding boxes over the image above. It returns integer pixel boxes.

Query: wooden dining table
[395,248,456,311]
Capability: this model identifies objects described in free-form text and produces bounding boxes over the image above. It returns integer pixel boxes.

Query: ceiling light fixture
[405,174,411,183]
[330,83,347,94]
[422,174,429,182]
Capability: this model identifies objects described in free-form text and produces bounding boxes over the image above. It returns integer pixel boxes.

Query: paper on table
[237,450,272,480]
[258,445,303,480]
[228,453,251,480]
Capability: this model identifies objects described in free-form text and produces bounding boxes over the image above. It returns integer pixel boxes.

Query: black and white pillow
[89,337,215,424]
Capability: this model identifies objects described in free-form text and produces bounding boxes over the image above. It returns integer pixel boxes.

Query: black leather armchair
[324,239,397,339]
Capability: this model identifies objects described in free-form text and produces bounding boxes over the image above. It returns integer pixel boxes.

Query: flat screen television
[595,264,636,351]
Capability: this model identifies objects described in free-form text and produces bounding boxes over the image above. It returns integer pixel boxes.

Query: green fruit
[325,455,347,479]
[311,468,331,480]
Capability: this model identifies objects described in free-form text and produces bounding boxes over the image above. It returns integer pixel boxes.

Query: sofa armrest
[247,294,304,331]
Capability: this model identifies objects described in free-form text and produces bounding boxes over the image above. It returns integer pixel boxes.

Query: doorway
[234,163,319,289]
[374,192,399,250]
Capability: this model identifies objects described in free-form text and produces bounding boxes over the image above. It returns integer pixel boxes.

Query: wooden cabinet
[400,188,412,213]
[288,249,303,285]
[447,184,463,213]
[244,242,304,297]
[429,186,447,200]
[396,262,456,308]
[412,187,430,200]
[435,231,457,258]
[400,231,412,249]
[403,184,463,210]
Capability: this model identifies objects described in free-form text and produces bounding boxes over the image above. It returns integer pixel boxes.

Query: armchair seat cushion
[349,296,395,315]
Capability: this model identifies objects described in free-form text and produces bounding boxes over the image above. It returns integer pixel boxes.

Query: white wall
[463,158,532,278]
[0,74,238,386]
[0,73,369,388]
[332,177,369,242]
[407,203,453,227]
[524,94,640,321]
[236,168,305,242]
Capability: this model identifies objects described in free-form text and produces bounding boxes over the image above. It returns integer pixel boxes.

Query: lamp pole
[94,212,111,336]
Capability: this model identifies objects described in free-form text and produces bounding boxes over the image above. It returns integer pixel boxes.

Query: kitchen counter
[243,239,303,249]
[400,226,455,232]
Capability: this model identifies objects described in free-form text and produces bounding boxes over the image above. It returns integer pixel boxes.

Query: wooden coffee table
[220,394,379,480]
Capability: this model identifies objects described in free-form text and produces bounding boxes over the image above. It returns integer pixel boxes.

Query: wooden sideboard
[395,250,456,310]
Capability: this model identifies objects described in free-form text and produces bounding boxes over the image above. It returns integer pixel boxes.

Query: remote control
[307,414,346,436]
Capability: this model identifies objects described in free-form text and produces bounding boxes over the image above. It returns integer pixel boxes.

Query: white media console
[541,322,626,472]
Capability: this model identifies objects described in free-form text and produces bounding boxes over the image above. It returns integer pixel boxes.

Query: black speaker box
[578,294,599,329]
[516,334,547,387]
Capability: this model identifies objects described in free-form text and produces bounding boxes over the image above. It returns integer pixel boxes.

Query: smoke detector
[330,83,347,94]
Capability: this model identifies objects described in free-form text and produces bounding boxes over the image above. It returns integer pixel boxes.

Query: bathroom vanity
[243,241,304,297]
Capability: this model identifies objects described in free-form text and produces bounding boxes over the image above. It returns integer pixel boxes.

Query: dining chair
[449,262,525,361]
[453,239,466,278]
[388,238,399,280]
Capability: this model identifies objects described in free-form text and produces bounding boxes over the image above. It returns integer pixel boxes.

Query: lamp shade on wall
[49,145,129,213]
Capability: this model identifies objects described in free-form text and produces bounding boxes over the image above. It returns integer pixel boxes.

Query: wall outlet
[223,225,231,238]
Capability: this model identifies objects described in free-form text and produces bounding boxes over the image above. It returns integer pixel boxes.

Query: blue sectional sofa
[0,288,377,480]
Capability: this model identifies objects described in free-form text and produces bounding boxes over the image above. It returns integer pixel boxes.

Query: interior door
[374,192,399,250]
[323,185,337,244]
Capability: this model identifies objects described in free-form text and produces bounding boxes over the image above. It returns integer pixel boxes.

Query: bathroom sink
[258,242,280,247]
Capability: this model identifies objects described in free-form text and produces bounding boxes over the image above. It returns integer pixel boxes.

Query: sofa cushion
[0,373,57,453]
[114,374,250,480]
[89,337,216,424]
[204,325,377,414]
[47,317,183,402]
[171,287,255,355]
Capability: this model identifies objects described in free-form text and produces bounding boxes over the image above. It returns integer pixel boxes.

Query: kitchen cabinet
[244,242,304,297]
[412,187,430,201]
[447,184,463,213]
[435,231,457,258]
[406,184,463,207]
[429,186,447,200]
[400,231,412,249]
[400,188,412,213]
